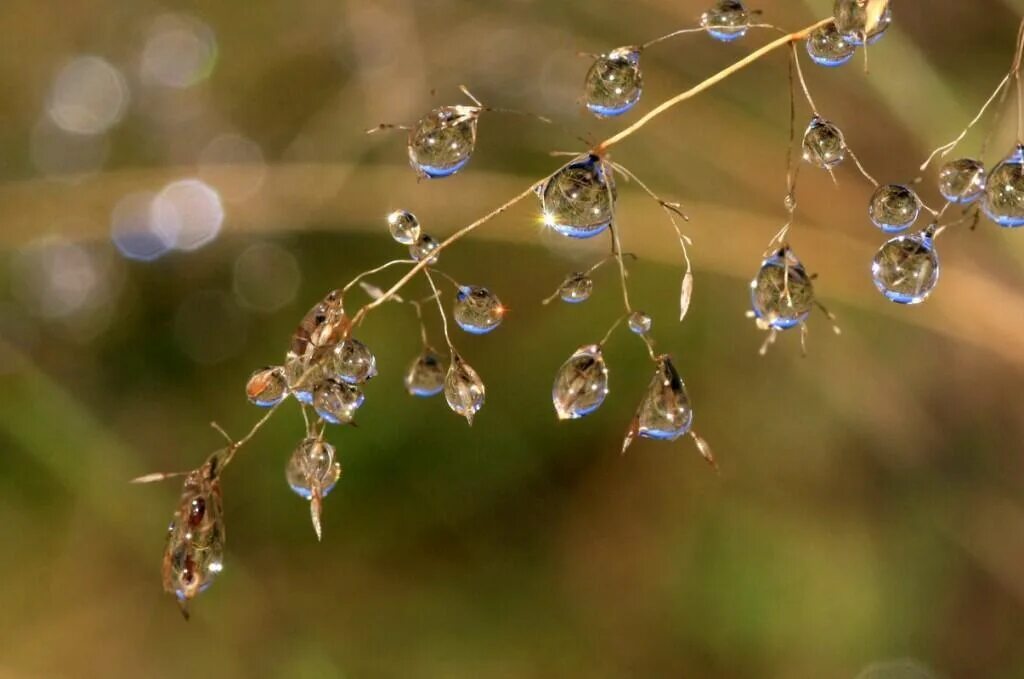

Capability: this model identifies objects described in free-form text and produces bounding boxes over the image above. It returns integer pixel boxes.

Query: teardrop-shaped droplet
[749,248,815,330]
[871,231,940,304]
[407,106,479,179]
[286,438,342,500]
[636,355,694,441]
[290,289,349,358]
[628,311,652,335]
[409,233,440,263]
[801,116,845,169]
[246,365,289,407]
[983,144,1024,227]
[805,23,856,67]
[444,353,485,425]
[558,272,594,303]
[331,338,378,384]
[701,0,750,42]
[584,47,642,118]
[833,0,892,46]
[162,467,226,611]
[387,210,421,245]
[313,379,365,424]
[868,184,920,233]
[552,344,609,420]
[404,349,446,397]
[538,154,616,239]
[938,158,986,204]
[454,286,505,335]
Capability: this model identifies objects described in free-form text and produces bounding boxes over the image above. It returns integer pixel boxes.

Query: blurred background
[1,0,1024,677]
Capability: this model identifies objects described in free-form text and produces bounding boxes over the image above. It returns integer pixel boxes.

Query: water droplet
[284,351,328,405]
[558,272,594,303]
[331,338,377,384]
[409,234,440,263]
[313,378,365,424]
[387,210,421,245]
[868,184,920,233]
[444,353,485,425]
[701,0,750,42]
[538,154,616,239]
[162,469,225,608]
[286,438,341,500]
[834,0,892,46]
[635,355,694,441]
[628,311,653,335]
[938,158,986,204]
[983,145,1024,227]
[290,290,348,358]
[750,248,815,330]
[404,349,446,397]
[407,106,479,179]
[552,344,609,420]
[246,365,289,407]
[872,232,940,304]
[454,286,505,335]
[802,117,845,169]
[584,47,642,118]
[805,23,856,67]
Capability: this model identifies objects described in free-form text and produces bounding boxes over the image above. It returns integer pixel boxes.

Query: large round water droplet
[453,286,504,335]
[387,210,421,245]
[286,438,341,500]
[983,145,1024,227]
[444,353,485,424]
[805,23,856,67]
[313,379,364,424]
[284,351,328,405]
[802,117,845,169]
[331,338,377,385]
[584,47,642,118]
[636,355,693,441]
[246,366,289,407]
[871,232,939,304]
[407,106,479,179]
[938,158,986,204]
[409,233,440,263]
[834,0,892,46]
[628,311,652,335]
[404,349,445,397]
[701,0,750,42]
[868,184,920,233]
[552,344,609,420]
[558,272,594,303]
[750,248,815,330]
[539,154,616,239]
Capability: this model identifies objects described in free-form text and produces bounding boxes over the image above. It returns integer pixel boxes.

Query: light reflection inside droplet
[47,56,129,136]
[152,178,225,252]
[111,192,176,261]
[140,13,218,89]
[233,242,301,312]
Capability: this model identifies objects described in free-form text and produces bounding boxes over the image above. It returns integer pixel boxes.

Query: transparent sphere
[805,23,856,67]
[584,47,642,118]
[552,344,609,420]
[938,158,986,204]
[286,438,341,500]
[444,353,485,425]
[409,234,440,263]
[404,349,446,397]
[453,286,505,335]
[284,352,328,405]
[628,311,652,335]
[983,145,1024,227]
[331,338,377,384]
[407,106,479,179]
[636,356,693,441]
[750,248,815,330]
[701,0,750,42]
[868,184,920,233]
[871,232,939,304]
[312,379,364,425]
[245,366,289,407]
[802,117,845,169]
[558,272,594,303]
[539,154,616,239]
[834,0,892,46]
[387,210,421,245]
[163,473,225,602]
